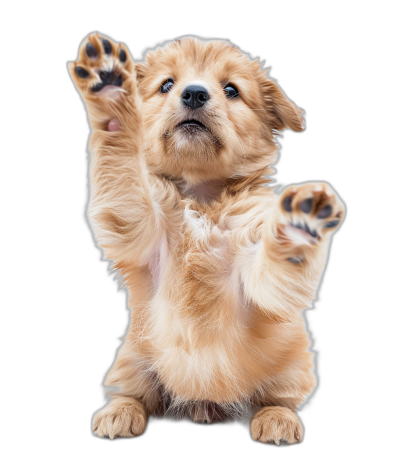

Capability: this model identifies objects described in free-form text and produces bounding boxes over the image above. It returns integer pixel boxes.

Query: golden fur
[69,33,344,443]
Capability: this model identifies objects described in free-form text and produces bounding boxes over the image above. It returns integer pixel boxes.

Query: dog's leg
[69,33,171,265]
[250,406,303,445]
[242,182,345,322]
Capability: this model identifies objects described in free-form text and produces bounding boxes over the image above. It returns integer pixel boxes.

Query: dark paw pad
[75,66,89,78]
[299,198,313,214]
[113,75,122,87]
[282,196,293,213]
[91,71,123,92]
[85,42,98,58]
[101,38,112,54]
[317,204,332,219]
[292,222,317,238]
[119,48,127,62]
[304,222,317,238]
[325,219,339,228]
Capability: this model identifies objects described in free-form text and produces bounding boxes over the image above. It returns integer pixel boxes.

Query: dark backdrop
[41,3,364,467]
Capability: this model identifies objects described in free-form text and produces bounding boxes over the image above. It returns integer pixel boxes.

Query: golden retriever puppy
[69,33,344,444]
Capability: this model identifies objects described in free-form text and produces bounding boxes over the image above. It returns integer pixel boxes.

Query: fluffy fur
[69,33,345,443]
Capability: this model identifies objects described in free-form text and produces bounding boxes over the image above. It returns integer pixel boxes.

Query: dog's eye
[160,79,175,94]
[224,83,239,98]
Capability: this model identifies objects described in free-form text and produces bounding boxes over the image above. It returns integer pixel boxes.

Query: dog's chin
[176,129,209,144]
[175,131,218,157]
[174,120,216,144]
[164,121,221,158]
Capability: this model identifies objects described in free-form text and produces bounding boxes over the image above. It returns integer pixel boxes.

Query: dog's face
[137,38,303,184]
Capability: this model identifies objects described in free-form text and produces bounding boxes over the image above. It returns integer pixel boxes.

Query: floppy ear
[260,77,304,132]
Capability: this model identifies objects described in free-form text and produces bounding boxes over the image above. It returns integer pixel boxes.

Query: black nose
[181,85,209,109]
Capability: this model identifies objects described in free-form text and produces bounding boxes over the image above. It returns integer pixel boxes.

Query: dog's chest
[180,205,235,295]
[183,205,229,250]
[152,204,242,325]
[153,200,264,317]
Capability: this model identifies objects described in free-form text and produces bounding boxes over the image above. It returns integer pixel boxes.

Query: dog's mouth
[163,116,221,148]
[175,119,209,132]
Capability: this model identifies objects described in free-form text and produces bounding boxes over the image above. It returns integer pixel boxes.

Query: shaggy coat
[69,33,344,444]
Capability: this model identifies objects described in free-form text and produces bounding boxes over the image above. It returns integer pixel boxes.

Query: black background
[37,3,368,468]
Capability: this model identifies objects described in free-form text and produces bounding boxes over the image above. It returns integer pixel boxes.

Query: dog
[69,33,344,444]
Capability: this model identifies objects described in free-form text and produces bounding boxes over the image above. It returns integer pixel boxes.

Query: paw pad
[75,66,89,78]
[101,38,112,55]
[119,48,127,62]
[299,197,313,214]
[282,196,293,212]
[85,42,98,58]
[70,33,131,95]
[317,204,332,219]
[279,182,344,245]
[294,222,317,238]
[325,219,339,228]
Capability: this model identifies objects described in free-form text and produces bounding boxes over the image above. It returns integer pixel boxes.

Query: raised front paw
[278,182,345,249]
[68,33,134,97]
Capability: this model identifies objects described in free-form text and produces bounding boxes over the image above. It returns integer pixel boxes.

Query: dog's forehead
[147,38,253,78]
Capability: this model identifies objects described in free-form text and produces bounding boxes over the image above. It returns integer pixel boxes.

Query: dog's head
[136,38,303,184]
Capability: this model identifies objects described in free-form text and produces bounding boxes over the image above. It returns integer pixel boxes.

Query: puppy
[69,33,344,444]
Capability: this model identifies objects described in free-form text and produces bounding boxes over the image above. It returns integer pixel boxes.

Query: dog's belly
[147,293,285,404]
[152,382,244,421]
[145,208,262,403]
[145,351,255,424]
